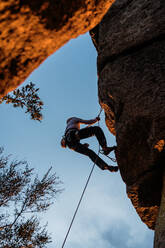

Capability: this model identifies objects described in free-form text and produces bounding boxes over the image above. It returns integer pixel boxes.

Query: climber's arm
[77,117,100,125]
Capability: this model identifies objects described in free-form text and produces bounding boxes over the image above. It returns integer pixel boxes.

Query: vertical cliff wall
[0,0,114,97]
[90,0,165,229]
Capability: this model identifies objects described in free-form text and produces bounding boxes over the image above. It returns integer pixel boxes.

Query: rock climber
[61,116,118,172]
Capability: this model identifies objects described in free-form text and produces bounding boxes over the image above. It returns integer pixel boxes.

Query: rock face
[90,0,165,229]
[0,0,114,97]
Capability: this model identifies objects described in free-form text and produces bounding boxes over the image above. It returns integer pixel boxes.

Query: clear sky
[0,32,154,247]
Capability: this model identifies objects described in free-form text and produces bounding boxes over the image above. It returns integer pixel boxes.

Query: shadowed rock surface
[0,0,114,97]
[90,0,165,229]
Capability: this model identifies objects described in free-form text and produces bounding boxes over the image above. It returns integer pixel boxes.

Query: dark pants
[66,126,109,170]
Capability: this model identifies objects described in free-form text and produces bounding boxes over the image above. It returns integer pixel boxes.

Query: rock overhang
[0,0,115,97]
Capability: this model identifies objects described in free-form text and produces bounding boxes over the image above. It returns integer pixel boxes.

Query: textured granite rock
[0,0,114,97]
[90,0,165,229]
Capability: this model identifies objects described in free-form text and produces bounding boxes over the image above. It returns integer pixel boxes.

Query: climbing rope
[97,107,103,120]
[61,108,102,248]
[100,151,117,163]
[98,108,116,162]
[61,149,100,248]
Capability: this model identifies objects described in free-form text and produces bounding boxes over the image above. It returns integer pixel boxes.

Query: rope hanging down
[61,108,102,248]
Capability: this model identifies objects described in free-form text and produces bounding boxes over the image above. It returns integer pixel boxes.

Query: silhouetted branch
[0,82,44,121]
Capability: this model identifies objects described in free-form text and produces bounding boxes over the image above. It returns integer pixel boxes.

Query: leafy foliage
[0,82,43,121]
[0,148,63,248]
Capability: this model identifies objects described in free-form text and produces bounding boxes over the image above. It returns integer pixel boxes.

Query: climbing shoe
[83,143,89,148]
[104,165,118,172]
[102,146,117,156]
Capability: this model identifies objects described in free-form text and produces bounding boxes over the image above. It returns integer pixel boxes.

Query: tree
[0,147,63,248]
[0,82,43,121]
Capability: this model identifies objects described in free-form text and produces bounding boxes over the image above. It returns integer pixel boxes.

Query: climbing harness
[61,108,102,248]
[65,129,80,143]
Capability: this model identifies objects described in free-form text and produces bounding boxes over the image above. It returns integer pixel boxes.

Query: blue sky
[0,33,154,247]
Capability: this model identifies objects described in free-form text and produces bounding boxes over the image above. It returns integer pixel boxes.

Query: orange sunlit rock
[154,140,165,152]
[0,0,115,97]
